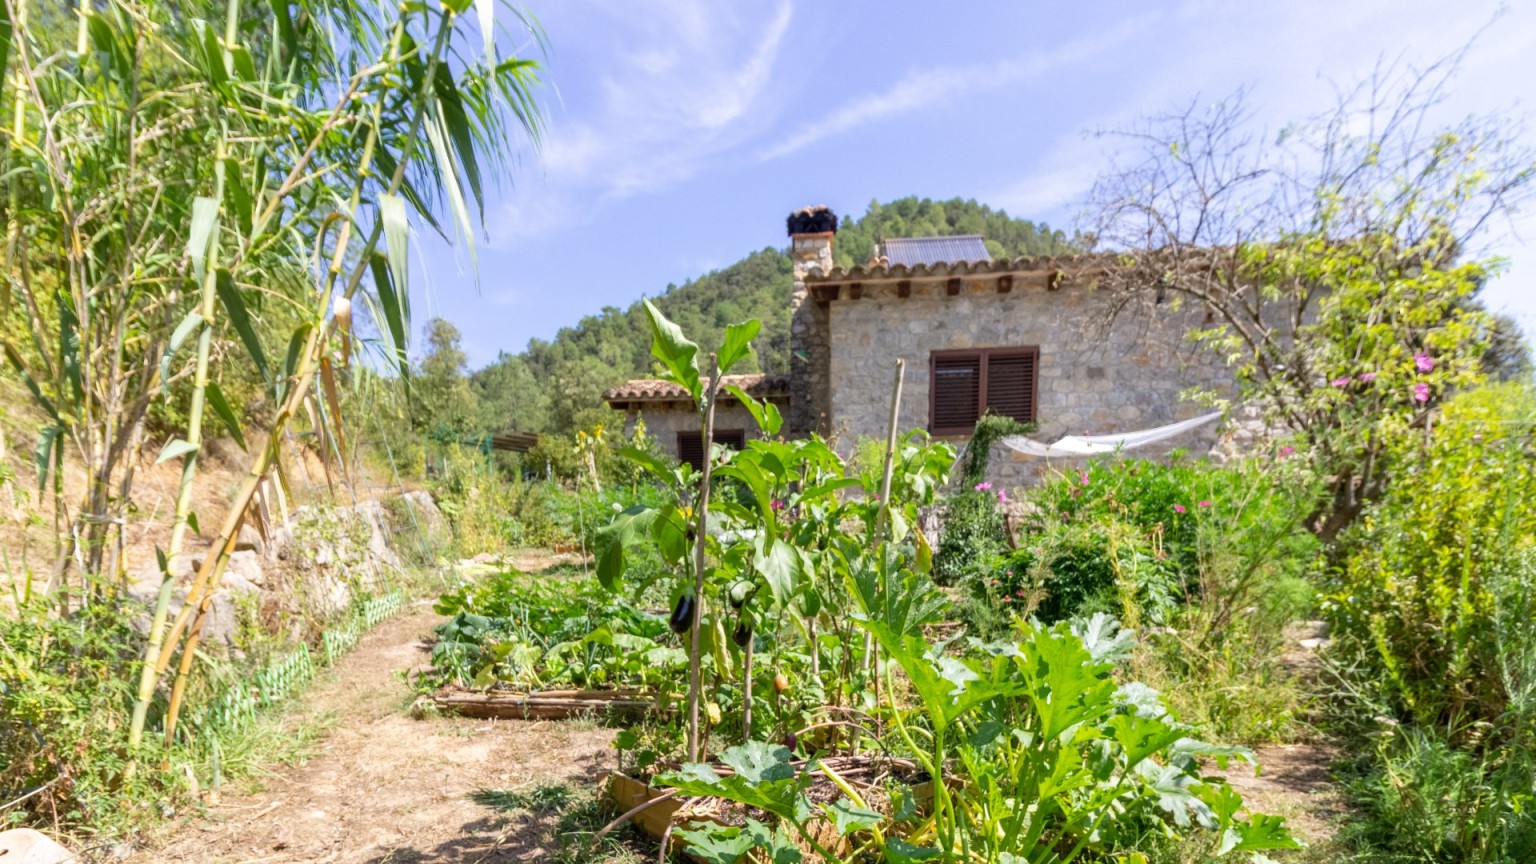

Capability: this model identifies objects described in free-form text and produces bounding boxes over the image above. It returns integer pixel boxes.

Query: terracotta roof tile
[808,252,1117,284]
[604,373,790,405]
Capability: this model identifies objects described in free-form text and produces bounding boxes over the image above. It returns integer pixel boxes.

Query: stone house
[603,374,790,470]
[606,206,1231,485]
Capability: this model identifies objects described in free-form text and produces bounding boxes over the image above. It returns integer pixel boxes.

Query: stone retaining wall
[128,491,447,650]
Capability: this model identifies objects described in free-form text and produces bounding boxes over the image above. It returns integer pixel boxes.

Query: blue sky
[414,0,1536,367]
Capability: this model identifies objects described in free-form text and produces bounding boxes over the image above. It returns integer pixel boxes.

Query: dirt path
[134,594,618,863]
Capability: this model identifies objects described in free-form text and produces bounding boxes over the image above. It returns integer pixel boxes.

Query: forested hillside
[459,197,1077,438]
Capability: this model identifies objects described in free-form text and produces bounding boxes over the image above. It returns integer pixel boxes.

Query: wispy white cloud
[757,16,1151,163]
[489,0,794,245]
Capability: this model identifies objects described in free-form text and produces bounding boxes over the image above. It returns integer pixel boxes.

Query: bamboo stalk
[159,11,457,742]
[128,138,228,748]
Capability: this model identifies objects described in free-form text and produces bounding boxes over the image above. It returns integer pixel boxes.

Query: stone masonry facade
[806,259,1235,488]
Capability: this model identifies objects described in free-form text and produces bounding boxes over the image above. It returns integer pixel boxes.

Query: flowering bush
[1328,382,1536,727]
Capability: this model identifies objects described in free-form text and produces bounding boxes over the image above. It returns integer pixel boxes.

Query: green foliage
[956,456,1321,743]
[427,569,681,691]
[1327,383,1536,727]
[932,488,1007,587]
[831,196,1078,269]
[659,618,1297,864]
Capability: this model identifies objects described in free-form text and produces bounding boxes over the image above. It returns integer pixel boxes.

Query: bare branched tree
[1084,49,1536,541]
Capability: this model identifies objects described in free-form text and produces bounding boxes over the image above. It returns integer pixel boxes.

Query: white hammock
[993,411,1223,459]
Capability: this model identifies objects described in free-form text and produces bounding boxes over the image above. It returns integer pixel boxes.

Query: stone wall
[823,274,1235,489]
[128,491,448,651]
[622,402,787,460]
[788,233,834,437]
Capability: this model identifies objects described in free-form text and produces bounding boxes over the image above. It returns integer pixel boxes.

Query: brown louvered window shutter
[677,432,705,471]
[985,349,1038,424]
[677,430,747,471]
[931,353,982,436]
[930,347,1040,435]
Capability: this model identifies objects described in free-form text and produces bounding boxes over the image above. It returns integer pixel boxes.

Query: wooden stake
[687,356,723,762]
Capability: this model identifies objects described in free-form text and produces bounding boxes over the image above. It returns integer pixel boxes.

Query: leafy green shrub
[1,587,181,830]
[1326,382,1536,727]
[932,487,1006,586]
[428,569,681,691]
[659,614,1300,864]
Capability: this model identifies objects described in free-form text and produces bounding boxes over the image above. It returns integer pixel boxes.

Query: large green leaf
[753,533,805,608]
[723,384,782,436]
[594,505,660,591]
[216,270,269,384]
[642,300,701,403]
[824,799,884,835]
[717,319,760,375]
[657,743,811,822]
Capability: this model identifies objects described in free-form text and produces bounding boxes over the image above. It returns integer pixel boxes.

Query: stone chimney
[787,206,837,437]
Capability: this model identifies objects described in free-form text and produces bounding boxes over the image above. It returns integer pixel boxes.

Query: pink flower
[1415,352,1434,373]
[1358,372,1377,383]
[1079,472,1090,487]
[1331,376,1352,388]
[1173,504,1186,514]
[1278,445,1295,460]
[997,489,1008,504]
[770,499,785,511]
[974,482,992,492]
[1198,500,1212,508]
[1414,382,1431,403]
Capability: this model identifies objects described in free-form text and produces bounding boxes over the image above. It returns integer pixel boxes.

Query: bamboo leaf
[379,192,412,332]
[205,381,246,451]
[433,67,485,219]
[319,356,348,458]
[156,439,200,465]
[216,269,270,384]
[34,426,60,492]
[186,196,219,293]
[280,322,313,402]
[3,344,60,423]
[161,311,204,393]
[476,0,496,61]
[424,99,476,268]
[58,296,82,404]
[186,510,201,535]
[267,0,297,64]
[0,1,14,85]
[223,159,253,238]
[367,255,411,383]
[190,19,227,86]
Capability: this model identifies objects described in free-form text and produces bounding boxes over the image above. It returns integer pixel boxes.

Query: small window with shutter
[929,348,1038,435]
[676,429,747,471]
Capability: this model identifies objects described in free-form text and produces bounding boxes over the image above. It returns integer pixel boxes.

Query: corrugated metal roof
[604,373,791,405]
[879,235,991,268]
